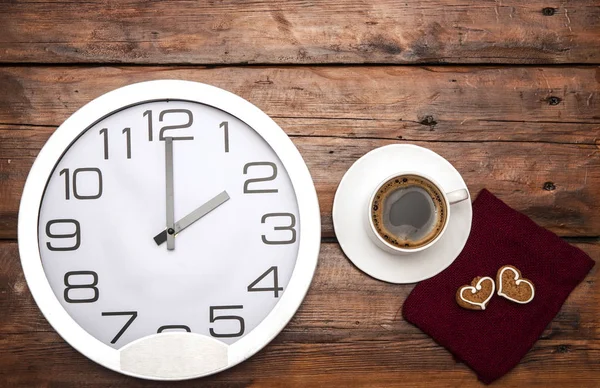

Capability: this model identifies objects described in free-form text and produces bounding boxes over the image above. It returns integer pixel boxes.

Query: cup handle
[447,188,469,205]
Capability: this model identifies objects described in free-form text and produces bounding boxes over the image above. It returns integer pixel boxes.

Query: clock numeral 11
[99,128,131,160]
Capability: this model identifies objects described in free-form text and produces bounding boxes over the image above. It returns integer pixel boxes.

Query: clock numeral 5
[209,305,245,338]
[46,219,81,251]
[60,168,103,200]
[144,109,194,141]
[261,213,297,245]
[64,271,98,303]
[248,266,283,298]
[102,311,138,344]
[243,162,278,194]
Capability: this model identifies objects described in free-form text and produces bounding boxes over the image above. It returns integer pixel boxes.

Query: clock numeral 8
[64,271,99,303]
[209,305,245,338]
[261,213,297,245]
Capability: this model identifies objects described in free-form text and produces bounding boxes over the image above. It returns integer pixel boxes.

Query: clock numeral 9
[144,109,194,141]
[261,213,297,245]
[157,325,191,333]
[243,162,278,194]
[46,219,81,251]
[64,271,98,303]
[60,168,103,200]
[209,305,245,338]
[248,266,283,298]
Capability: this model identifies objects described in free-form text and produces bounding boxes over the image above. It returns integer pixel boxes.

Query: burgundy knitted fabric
[402,189,594,384]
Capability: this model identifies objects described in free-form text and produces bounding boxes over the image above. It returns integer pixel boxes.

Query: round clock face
[19,81,320,380]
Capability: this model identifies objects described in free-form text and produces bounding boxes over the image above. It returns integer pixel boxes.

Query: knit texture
[402,189,595,384]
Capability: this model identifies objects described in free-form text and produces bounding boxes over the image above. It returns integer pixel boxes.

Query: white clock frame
[18,80,321,380]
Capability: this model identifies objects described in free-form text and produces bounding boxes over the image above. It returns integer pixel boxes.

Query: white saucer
[332,144,472,284]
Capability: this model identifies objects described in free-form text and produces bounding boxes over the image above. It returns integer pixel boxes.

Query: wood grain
[1,66,599,239]
[1,241,598,387]
[0,1,599,65]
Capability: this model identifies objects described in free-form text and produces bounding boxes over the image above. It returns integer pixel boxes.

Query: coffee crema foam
[370,175,447,249]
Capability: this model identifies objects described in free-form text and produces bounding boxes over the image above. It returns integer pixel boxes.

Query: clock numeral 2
[243,162,278,194]
[209,305,245,338]
[46,219,81,251]
[102,311,138,344]
[64,271,98,303]
[60,168,103,200]
[261,213,297,245]
[144,109,194,141]
[248,266,283,298]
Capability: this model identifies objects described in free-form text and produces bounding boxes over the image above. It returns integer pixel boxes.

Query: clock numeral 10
[144,109,194,141]
[247,266,283,298]
[60,168,103,200]
[209,305,245,338]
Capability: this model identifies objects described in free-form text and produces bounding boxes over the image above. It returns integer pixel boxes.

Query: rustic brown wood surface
[1,0,599,387]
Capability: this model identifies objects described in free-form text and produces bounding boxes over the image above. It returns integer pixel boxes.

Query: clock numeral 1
[60,168,103,200]
[64,271,98,303]
[247,266,283,298]
[261,213,297,245]
[102,311,138,344]
[209,305,245,338]
[243,162,278,194]
[144,109,194,141]
[157,325,191,333]
[99,128,131,160]
[220,121,229,153]
[46,219,81,251]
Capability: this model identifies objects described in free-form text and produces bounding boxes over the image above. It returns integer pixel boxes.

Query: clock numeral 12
[144,109,194,141]
[247,266,283,298]
[209,305,245,338]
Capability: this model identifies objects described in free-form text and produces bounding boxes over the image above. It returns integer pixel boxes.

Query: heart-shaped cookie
[496,265,535,304]
[456,276,496,310]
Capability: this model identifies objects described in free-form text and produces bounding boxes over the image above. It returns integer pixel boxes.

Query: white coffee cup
[365,172,469,255]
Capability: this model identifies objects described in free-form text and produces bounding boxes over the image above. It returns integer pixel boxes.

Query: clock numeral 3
[144,109,194,141]
[60,168,103,200]
[102,311,138,344]
[64,271,98,303]
[243,162,278,194]
[247,266,283,298]
[209,305,245,338]
[261,213,297,245]
[157,325,191,333]
[46,219,81,251]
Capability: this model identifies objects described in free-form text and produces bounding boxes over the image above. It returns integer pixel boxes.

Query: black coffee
[370,175,447,249]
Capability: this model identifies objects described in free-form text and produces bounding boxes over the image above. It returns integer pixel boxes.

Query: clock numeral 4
[60,168,103,200]
[46,219,81,251]
[64,271,98,303]
[243,162,278,194]
[102,311,138,344]
[261,213,297,245]
[247,266,283,298]
[209,305,245,338]
[144,109,194,141]
[157,325,191,333]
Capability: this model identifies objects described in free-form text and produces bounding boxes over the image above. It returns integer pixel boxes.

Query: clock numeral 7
[261,213,297,245]
[248,266,283,298]
[101,311,138,344]
[209,306,245,338]
[144,109,194,141]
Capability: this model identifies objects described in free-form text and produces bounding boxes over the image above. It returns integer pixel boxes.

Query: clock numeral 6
[157,325,191,333]
[60,168,103,200]
[209,306,245,338]
[46,219,81,251]
[261,213,297,245]
[248,266,283,298]
[64,271,98,303]
[144,109,194,141]
[243,162,278,194]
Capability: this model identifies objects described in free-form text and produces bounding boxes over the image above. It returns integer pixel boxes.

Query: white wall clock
[18,80,321,380]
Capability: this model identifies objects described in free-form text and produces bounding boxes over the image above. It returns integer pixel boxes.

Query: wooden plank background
[0,1,599,387]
